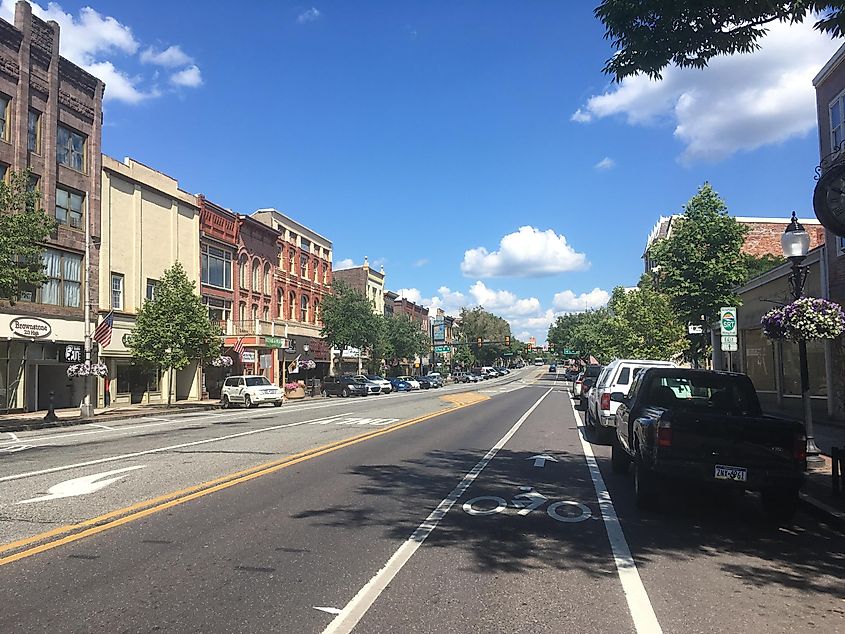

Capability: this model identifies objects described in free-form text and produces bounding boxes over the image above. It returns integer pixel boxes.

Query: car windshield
[646,373,761,415]
[367,375,384,381]
[245,377,272,387]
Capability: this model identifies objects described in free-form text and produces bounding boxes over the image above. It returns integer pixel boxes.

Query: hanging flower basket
[67,362,109,378]
[761,297,845,341]
[298,359,316,370]
[209,355,233,367]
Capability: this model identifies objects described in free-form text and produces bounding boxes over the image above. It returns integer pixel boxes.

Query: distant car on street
[364,374,393,394]
[221,375,283,409]
[321,375,372,397]
[425,372,444,388]
[397,375,420,390]
[389,377,413,392]
[549,364,557,373]
[417,376,433,389]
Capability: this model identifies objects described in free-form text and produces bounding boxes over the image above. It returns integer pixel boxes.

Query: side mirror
[610,392,626,403]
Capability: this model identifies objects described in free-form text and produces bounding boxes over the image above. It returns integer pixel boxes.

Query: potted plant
[284,381,306,399]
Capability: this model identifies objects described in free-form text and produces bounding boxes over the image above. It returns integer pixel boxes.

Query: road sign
[502,351,513,356]
[720,307,737,335]
[688,324,703,335]
[434,345,451,353]
[563,348,575,355]
[721,335,738,352]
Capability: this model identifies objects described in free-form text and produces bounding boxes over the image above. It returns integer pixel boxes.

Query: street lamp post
[781,212,822,464]
[303,342,311,396]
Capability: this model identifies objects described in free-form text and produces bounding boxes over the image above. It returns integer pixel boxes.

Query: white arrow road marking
[510,489,548,516]
[16,465,146,504]
[6,432,19,441]
[527,454,557,468]
[1,444,34,453]
[314,607,343,615]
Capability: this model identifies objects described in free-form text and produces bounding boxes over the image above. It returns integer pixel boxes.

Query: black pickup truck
[610,368,807,520]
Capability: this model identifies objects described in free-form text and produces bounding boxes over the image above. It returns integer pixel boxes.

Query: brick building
[0,2,104,412]
[643,215,824,274]
[332,257,385,314]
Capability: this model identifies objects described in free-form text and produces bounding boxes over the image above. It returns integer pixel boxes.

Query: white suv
[221,375,283,408]
[586,359,676,436]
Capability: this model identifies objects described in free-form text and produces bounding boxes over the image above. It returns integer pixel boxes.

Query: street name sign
[434,345,451,353]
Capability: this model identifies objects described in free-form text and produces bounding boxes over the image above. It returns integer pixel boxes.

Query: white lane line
[568,396,662,634]
[0,412,353,484]
[322,388,553,634]
[314,607,342,615]
[90,424,116,430]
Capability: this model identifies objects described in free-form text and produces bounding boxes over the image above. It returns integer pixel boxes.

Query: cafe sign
[10,317,51,339]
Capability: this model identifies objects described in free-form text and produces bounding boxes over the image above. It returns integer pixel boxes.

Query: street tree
[128,262,221,405]
[0,169,56,303]
[743,253,786,282]
[320,281,381,369]
[595,1,845,82]
[650,183,748,364]
[458,306,512,366]
[606,284,687,361]
[381,314,429,369]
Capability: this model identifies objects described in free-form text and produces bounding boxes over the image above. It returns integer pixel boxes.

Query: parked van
[585,359,676,436]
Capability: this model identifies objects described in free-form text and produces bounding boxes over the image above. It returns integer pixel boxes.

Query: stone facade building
[99,156,200,406]
[332,257,385,314]
[0,2,104,412]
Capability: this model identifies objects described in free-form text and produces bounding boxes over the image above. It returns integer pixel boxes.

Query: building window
[323,262,328,285]
[27,110,41,153]
[202,296,231,322]
[300,294,309,323]
[277,289,283,318]
[314,299,320,324]
[832,92,845,151]
[0,95,9,142]
[251,304,258,321]
[55,187,84,229]
[289,291,296,320]
[22,248,82,307]
[145,278,158,301]
[111,273,124,310]
[288,249,295,273]
[300,238,310,254]
[300,254,308,277]
[262,306,269,321]
[57,125,85,172]
[239,255,248,288]
[238,302,246,322]
[252,259,260,290]
[201,245,232,290]
[0,164,7,183]
[263,263,271,295]
[312,259,318,282]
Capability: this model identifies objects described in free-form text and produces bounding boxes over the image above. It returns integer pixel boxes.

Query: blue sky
[12,1,840,343]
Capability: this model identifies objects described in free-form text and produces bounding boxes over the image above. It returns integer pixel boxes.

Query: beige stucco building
[98,155,201,405]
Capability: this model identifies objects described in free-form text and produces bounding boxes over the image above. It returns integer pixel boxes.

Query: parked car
[465,372,481,383]
[452,372,470,383]
[549,364,557,373]
[221,375,283,408]
[364,374,393,394]
[397,375,420,390]
[571,364,602,400]
[389,377,413,392]
[611,368,806,520]
[417,376,433,389]
[586,359,677,439]
[321,375,371,397]
[425,372,444,388]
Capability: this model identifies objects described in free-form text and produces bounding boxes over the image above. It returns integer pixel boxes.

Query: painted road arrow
[16,465,146,504]
[526,454,558,468]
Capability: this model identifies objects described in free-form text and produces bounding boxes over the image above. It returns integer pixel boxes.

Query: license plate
[714,465,747,482]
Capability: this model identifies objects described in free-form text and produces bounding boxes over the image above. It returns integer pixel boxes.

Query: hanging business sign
[265,336,289,349]
[10,317,51,339]
[61,343,83,363]
[241,350,257,364]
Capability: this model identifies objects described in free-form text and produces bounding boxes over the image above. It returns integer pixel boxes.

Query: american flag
[232,337,245,357]
[93,311,114,348]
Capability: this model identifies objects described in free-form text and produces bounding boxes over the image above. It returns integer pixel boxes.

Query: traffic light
[476,336,483,350]
[505,335,510,347]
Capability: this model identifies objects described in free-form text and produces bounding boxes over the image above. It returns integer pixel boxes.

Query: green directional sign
[434,345,451,353]
[720,307,737,335]
[502,351,513,356]
[563,348,575,355]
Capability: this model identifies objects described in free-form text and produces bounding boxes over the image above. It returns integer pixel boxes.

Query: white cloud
[334,258,357,270]
[141,45,194,68]
[397,288,423,304]
[594,157,615,170]
[572,20,840,162]
[461,226,588,278]
[0,1,201,104]
[468,281,541,316]
[552,288,611,312]
[170,65,203,88]
[297,7,321,23]
[414,258,429,267]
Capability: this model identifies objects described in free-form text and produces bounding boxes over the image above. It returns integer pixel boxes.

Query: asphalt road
[1,368,844,633]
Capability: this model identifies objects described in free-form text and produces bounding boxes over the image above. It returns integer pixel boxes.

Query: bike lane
[345,388,644,633]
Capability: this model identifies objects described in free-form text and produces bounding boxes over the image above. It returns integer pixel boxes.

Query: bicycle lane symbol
[462,486,592,523]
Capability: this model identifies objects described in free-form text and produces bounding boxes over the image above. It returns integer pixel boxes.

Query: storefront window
[743,329,775,392]
[116,364,160,396]
[781,340,827,397]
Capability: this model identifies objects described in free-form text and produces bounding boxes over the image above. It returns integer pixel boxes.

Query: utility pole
[80,199,94,419]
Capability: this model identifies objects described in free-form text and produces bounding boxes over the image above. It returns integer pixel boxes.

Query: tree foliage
[128,262,221,404]
[381,314,429,364]
[320,281,382,356]
[458,306,512,365]
[742,253,786,282]
[0,169,56,303]
[596,1,845,82]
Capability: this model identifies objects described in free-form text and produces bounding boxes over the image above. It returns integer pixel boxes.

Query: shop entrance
[36,364,81,411]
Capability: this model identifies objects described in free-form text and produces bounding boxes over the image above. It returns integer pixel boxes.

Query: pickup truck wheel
[761,488,799,522]
[634,459,658,510]
[611,437,629,474]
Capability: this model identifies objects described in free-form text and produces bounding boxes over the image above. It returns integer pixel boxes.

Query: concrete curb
[0,403,221,433]
[799,492,845,533]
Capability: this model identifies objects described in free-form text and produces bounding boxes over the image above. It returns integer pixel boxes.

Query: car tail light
[600,392,611,411]
[793,434,807,463]
[656,418,672,448]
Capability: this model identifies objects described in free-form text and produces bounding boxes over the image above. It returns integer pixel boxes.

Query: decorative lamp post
[781,212,822,463]
[303,342,311,396]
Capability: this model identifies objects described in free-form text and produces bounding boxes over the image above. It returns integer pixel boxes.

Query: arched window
[288,249,295,273]
[277,289,283,318]
[238,302,246,322]
[300,294,309,323]
[289,291,296,320]
[239,255,247,288]
[251,304,258,321]
[312,259,318,282]
[263,263,271,295]
[252,258,260,290]
[314,299,320,324]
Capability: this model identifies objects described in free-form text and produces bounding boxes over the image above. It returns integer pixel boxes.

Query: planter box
[285,387,306,399]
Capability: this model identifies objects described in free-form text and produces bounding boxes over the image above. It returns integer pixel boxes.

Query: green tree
[742,253,786,282]
[382,314,429,367]
[650,183,748,364]
[128,262,221,404]
[320,281,381,369]
[606,284,687,360]
[0,169,56,303]
[458,306,512,366]
[596,1,845,82]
